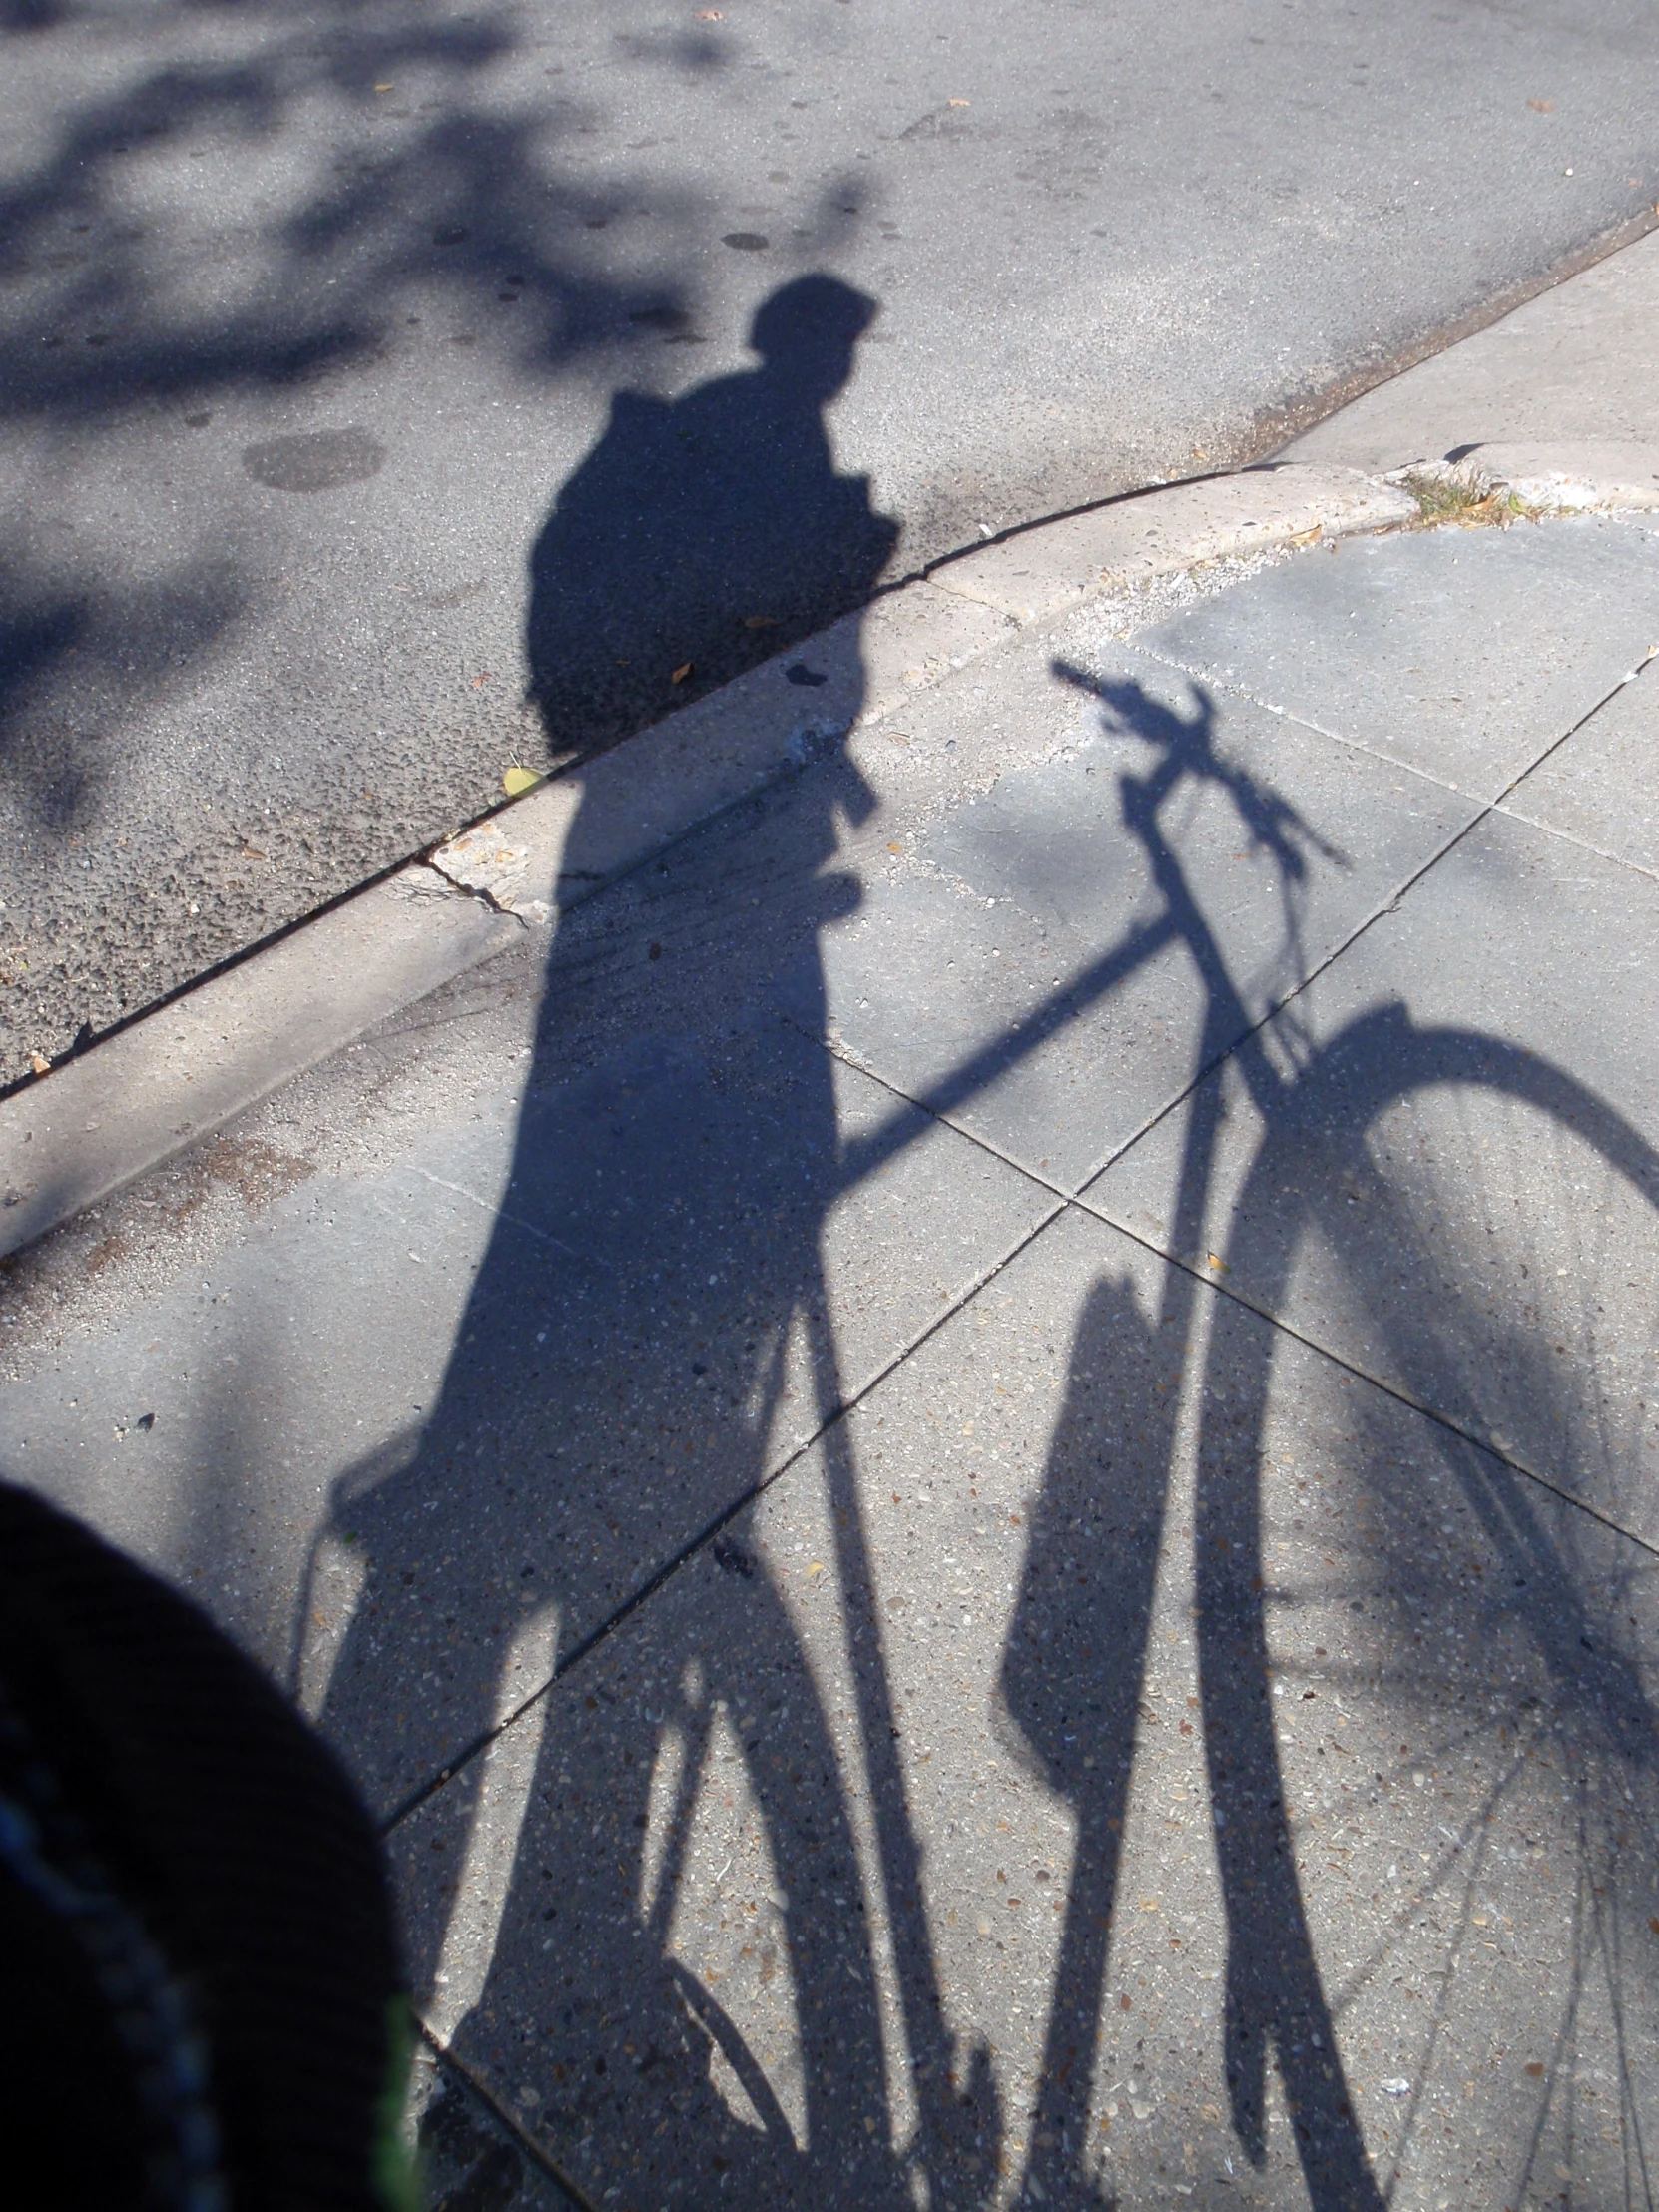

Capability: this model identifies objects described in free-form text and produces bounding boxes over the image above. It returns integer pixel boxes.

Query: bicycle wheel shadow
[1194,1007,1659,2208]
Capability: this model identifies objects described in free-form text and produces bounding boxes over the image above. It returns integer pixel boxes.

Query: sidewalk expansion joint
[807,1021,1659,1578]
[421,2031,597,2212]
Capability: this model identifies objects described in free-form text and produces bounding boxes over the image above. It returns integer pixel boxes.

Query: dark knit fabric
[0,1484,410,2212]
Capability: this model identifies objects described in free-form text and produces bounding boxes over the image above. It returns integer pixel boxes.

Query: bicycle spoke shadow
[1192,1009,1659,2212]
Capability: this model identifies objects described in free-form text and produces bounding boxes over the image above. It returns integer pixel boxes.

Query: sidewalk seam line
[1069,1180,1659,1567]
[419,2029,597,2212]
[1490,802,1659,887]
[1124,637,1546,816]
[812,1030,1659,1563]
[1057,661,1646,1205]
[380,1195,1069,1836]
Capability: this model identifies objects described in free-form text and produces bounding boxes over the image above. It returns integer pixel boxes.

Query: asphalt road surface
[2,0,1657,1082]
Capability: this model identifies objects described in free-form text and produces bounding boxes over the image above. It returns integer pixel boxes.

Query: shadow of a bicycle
[323,651,1659,2212]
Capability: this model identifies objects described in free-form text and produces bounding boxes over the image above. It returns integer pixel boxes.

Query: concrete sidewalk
[6,276,1659,2209]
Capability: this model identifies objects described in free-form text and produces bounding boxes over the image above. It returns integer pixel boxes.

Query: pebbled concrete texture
[7,509,1659,2210]
[1502,653,1659,875]
[0,863,517,1260]
[387,1206,1659,2212]
[407,2041,582,2212]
[6,0,1659,1079]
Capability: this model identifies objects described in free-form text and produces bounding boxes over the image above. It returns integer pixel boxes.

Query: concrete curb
[1,448,1650,1261]
[1383,439,1659,514]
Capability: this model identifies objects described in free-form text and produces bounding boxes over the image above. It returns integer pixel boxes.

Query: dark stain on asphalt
[722,231,770,251]
[242,428,385,493]
[419,577,486,610]
[711,1535,758,1579]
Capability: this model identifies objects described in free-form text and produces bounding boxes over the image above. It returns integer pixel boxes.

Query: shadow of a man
[312,278,978,2209]
[527,274,897,758]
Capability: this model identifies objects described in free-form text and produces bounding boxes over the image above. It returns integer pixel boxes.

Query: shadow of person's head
[527,274,896,760]
[750,273,879,405]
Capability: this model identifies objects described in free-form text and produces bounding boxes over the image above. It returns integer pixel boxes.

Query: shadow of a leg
[1000,1273,1183,2206]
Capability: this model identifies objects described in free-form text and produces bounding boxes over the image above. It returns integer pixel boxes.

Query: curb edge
[5,443,1657,1263]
